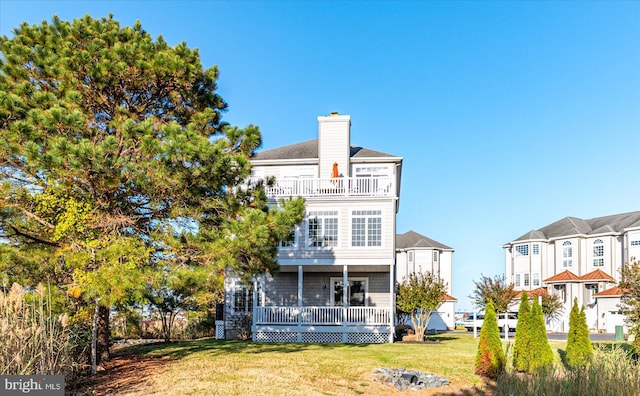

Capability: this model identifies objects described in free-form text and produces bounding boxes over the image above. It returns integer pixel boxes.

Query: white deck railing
[254,176,394,198]
[254,306,391,326]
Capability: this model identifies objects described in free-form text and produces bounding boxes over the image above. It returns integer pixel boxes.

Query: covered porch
[252,264,395,343]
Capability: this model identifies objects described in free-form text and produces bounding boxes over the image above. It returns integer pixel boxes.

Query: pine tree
[567,300,594,367]
[513,291,531,372]
[527,296,554,372]
[474,300,505,379]
[0,15,305,370]
[565,298,580,367]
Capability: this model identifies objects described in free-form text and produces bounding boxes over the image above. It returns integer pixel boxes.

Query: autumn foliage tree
[620,260,640,350]
[471,274,518,314]
[474,300,505,379]
[0,14,304,371]
[396,272,448,341]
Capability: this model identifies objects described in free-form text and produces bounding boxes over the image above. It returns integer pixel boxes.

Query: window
[351,210,382,247]
[533,273,540,287]
[562,241,573,267]
[593,239,604,267]
[331,278,368,307]
[279,226,297,248]
[354,166,389,193]
[515,274,521,287]
[433,251,439,262]
[532,244,540,255]
[408,251,414,263]
[631,240,640,246]
[524,273,530,287]
[232,281,253,314]
[515,244,529,256]
[307,211,338,247]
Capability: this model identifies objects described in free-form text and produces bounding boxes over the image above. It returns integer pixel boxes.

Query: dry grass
[0,283,81,377]
[77,333,494,395]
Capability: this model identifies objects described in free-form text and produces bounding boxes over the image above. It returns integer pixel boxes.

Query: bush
[0,283,84,378]
[566,298,594,368]
[474,300,505,379]
[513,291,531,371]
[527,296,554,371]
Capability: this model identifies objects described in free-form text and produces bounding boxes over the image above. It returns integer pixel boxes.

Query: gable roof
[444,294,457,302]
[396,231,453,251]
[510,211,640,243]
[543,270,581,283]
[580,269,615,282]
[252,139,398,161]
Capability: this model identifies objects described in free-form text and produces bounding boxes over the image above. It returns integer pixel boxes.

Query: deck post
[298,265,303,342]
[342,265,348,342]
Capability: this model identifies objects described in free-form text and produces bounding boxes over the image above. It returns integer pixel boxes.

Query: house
[503,211,640,333]
[395,231,457,330]
[222,113,403,343]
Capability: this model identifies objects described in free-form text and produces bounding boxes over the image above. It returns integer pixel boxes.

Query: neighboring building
[504,211,640,333]
[395,231,457,330]
[223,113,403,343]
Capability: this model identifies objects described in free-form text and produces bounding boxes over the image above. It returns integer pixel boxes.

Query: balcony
[255,176,394,198]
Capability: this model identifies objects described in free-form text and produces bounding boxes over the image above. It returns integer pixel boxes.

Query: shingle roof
[593,286,626,297]
[543,270,581,283]
[396,231,453,250]
[580,269,615,282]
[510,211,640,242]
[252,139,398,161]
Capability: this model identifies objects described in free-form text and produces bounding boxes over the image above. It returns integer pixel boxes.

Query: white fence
[256,176,394,198]
[254,306,391,326]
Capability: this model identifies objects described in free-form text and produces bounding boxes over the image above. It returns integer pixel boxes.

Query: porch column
[343,265,348,342]
[252,278,258,341]
[389,263,395,343]
[298,265,303,342]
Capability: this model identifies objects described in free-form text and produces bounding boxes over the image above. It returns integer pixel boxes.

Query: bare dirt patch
[70,354,172,395]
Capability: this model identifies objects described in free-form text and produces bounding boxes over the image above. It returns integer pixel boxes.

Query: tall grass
[0,283,83,378]
[496,345,640,396]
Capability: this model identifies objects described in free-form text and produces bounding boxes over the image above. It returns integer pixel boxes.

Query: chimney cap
[330,111,339,116]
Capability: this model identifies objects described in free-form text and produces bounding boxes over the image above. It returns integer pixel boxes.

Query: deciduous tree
[470,274,517,314]
[396,272,447,341]
[620,260,640,350]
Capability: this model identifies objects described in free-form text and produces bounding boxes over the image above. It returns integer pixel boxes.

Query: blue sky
[2,1,639,310]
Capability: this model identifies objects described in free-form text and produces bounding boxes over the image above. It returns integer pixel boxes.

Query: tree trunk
[97,305,111,363]
[91,299,98,375]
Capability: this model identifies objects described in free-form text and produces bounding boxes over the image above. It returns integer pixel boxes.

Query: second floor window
[351,210,382,247]
[279,226,297,248]
[532,244,540,255]
[533,273,540,287]
[515,244,529,256]
[562,241,573,267]
[593,239,604,267]
[515,274,521,287]
[408,251,414,263]
[524,273,530,287]
[433,251,439,262]
[307,211,338,247]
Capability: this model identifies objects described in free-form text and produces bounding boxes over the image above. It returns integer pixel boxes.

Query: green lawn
[85,333,564,395]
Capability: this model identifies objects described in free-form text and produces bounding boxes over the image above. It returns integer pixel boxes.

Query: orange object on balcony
[332,162,339,178]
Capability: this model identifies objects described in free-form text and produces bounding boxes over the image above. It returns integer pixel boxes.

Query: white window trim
[279,225,299,250]
[533,272,540,287]
[562,241,573,267]
[231,280,253,315]
[329,277,369,307]
[515,274,521,287]
[350,210,383,248]
[306,211,339,249]
[515,244,529,257]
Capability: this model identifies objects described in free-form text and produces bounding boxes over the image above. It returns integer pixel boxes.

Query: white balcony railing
[254,176,394,198]
[254,306,391,326]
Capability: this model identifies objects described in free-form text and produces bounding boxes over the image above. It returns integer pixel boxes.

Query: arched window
[593,239,604,267]
[562,241,573,267]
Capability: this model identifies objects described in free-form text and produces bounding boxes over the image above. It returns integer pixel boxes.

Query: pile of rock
[372,368,451,391]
